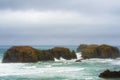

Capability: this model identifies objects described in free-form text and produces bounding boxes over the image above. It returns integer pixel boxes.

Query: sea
[0,45,120,80]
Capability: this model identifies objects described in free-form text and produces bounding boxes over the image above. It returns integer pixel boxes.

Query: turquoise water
[0,45,120,80]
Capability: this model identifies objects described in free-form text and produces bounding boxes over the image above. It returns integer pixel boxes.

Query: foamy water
[0,58,120,80]
[76,52,82,59]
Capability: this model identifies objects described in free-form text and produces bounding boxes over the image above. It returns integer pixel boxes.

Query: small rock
[99,69,120,78]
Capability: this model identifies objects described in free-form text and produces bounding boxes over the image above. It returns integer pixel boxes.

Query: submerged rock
[75,59,82,62]
[2,46,77,63]
[78,44,120,59]
[99,69,120,78]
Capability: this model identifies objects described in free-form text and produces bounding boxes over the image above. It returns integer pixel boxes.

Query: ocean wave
[76,52,82,59]
[0,62,84,77]
[54,57,66,62]
[82,58,120,67]
[54,58,76,63]
[110,58,120,65]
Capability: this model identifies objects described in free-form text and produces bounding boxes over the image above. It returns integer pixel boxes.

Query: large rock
[2,46,77,63]
[50,47,77,60]
[36,47,77,61]
[80,44,120,59]
[35,49,54,61]
[2,46,38,63]
[77,44,98,52]
[99,69,120,78]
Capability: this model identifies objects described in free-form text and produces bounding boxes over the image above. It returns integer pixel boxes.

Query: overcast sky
[0,0,120,45]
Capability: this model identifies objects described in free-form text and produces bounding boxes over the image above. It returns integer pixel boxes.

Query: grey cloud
[0,0,120,15]
[0,0,120,45]
[0,24,120,39]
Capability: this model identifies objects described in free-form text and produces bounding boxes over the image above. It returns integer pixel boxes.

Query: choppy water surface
[0,46,120,80]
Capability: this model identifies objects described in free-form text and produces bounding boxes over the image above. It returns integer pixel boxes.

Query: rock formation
[77,44,120,59]
[77,44,98,52]
[2,46,77,63]
[2,46,38,63]
[36,47,77,61]
[99,69,120,78]
[50,47,76,60]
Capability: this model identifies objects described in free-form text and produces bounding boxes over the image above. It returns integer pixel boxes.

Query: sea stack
[77,44,98,52]
[2,46,77,63]
[2,46,38,63]
[77,44,120,59]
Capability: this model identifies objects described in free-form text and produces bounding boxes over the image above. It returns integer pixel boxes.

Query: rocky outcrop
[35,49,54,61]
[2,46,38,63]
[50,47,76,60]
[2,46,77,63]
[99,69,120,78]
[77,44,98,52]
[79,44,120,59]
[36,47,77,61]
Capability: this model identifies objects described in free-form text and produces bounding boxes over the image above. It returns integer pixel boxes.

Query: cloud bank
[0,0,120,45]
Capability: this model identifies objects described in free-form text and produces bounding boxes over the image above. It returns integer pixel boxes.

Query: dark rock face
[2,46,38,63]
[2,46,77,63]
[80,44,120,59]
[99,70,120,78]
